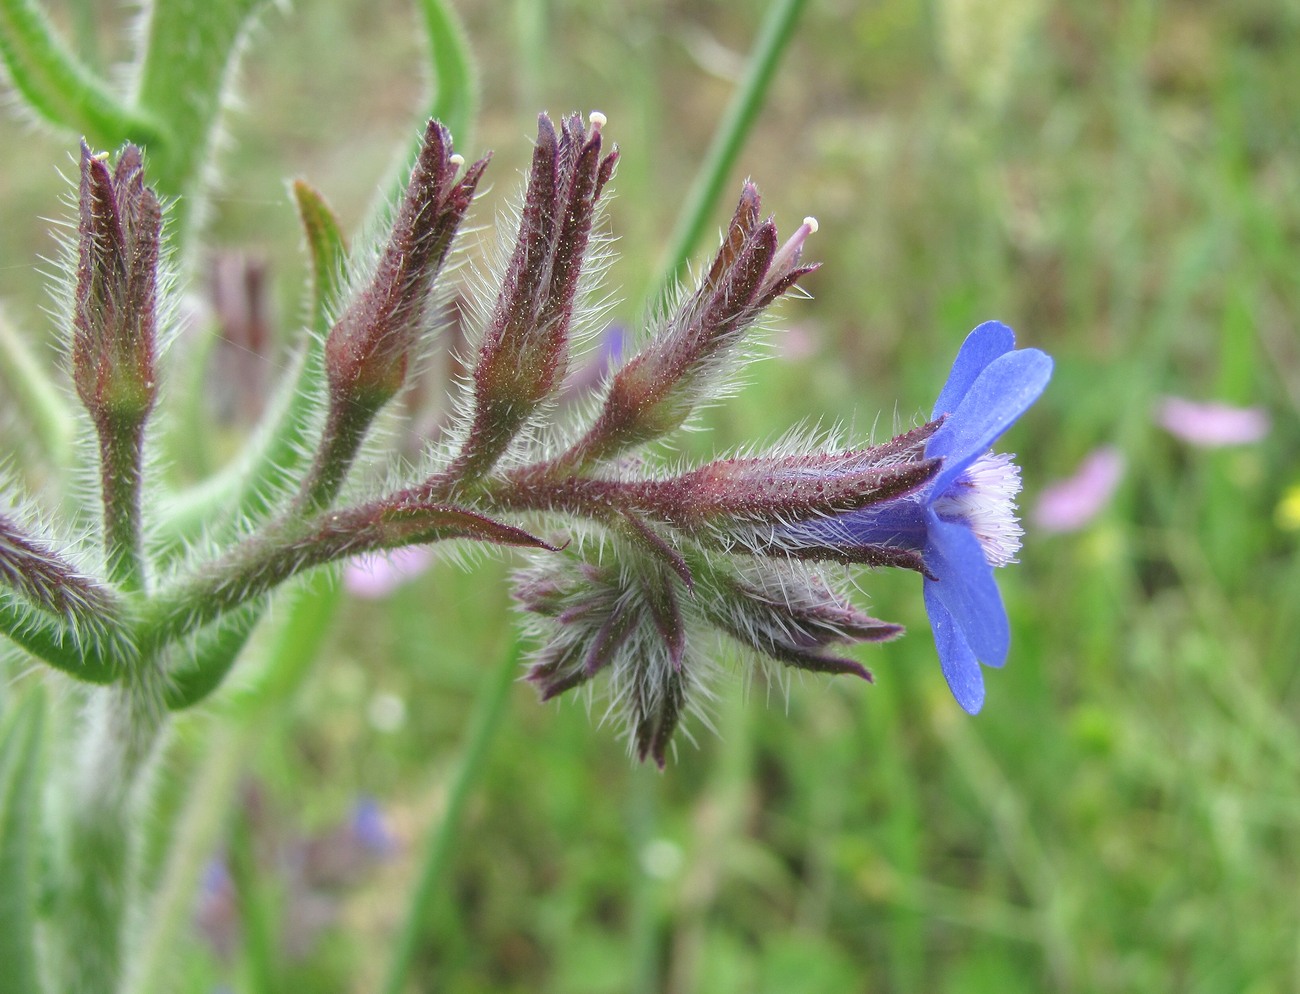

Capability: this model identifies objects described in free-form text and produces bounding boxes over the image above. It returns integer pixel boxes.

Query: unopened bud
[72,142,161,425]
[697,559,900,678]
[566,183,819,465]
[622,424,940,542]
[460,112,620,477]
[326,119,488,409]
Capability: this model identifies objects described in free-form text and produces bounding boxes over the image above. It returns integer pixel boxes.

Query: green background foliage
[1,0,1297,990]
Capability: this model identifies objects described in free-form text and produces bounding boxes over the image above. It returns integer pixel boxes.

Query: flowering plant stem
[134,572,341,994]
[380,636,522,994]
[653,0,808,294]
[54,680,165,994]
[0,308,74,465]
[97,419,148,591]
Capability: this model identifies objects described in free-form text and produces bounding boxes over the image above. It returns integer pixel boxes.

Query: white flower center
[932,452,1023,567]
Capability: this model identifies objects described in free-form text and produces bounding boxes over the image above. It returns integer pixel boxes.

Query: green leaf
[0,0,163,147]
[0,595,117,684]
[163,606,262,711]
[229,569,341,715]
[166,568,342,712]
[0,688,48,994]
[292,180,350,335]
[415,0,477,151]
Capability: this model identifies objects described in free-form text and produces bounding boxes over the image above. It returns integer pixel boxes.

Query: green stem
[130,0,271,229]
[97,417,148,592]
[295,394,385,514]
[415,0,477,148]
[0,306,75,469]
[135,574,341,992]
[650,0,808,300]
[53,680,167,994]
[380,636,520,994]
[0,0,163,146]
[130,722,247,994]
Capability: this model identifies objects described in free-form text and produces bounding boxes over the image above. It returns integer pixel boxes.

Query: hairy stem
[97,417,148,593]
[52,678,167,994]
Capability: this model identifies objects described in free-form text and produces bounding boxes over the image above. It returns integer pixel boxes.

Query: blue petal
[923,582,985,713]
[923,513,1009,666]
[930,321,1015,421]
[927,348,1053,494]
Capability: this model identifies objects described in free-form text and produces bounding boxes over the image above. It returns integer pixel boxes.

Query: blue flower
[783,322,1052,712]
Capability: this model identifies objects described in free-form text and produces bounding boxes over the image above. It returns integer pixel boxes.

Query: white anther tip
[449,153,465,169]
[589,110,607,131]
[803,216,819,234]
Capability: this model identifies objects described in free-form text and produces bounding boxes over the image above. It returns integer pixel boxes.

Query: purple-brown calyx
[72,142,161,425]
[565,185,820,465]
[325,119,488,408]
[461,111,619,476]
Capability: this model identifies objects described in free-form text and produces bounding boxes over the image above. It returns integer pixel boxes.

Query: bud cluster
[2,114,1049,765]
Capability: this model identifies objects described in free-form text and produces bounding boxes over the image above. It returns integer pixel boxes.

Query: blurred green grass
[4,0,1300,991]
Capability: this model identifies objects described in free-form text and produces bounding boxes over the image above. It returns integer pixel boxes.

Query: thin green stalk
[0,307,75,468]
[650,0,808,300]
[97,418,148,592]
[380,637,521,994]
[53,679,167,994]
[415,0,477,149]
[0,0,163,146]
[130,723,247,994]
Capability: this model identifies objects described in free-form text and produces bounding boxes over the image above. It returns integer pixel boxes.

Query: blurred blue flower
[785,322,1052,711]
[350,796,396,856]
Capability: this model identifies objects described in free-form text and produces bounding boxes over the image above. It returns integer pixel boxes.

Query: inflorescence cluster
[0,113,1051,765]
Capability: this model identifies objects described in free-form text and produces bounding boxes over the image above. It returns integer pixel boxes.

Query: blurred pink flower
[1032,446,1124,533]
[1156,397,1270,447]
[343,546,434,599]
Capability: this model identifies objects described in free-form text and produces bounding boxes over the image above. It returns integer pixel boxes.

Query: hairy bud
[326,119,488,409]
[459,111,619,476]
[566,185,818,464]
[621,423,940,541]
[695,559,901,679]
[72,142,161,425]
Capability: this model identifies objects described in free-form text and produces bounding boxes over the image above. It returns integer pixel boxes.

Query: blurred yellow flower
[1276,484,1300,531]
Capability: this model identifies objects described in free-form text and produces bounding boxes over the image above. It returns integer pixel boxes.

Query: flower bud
[695,559,902,679]
[514,545,694,768]
[621,423,940,545]
[72,143,161,425]
[460,112,619,475]
[325,119,487,409]
[567,185,817,464]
